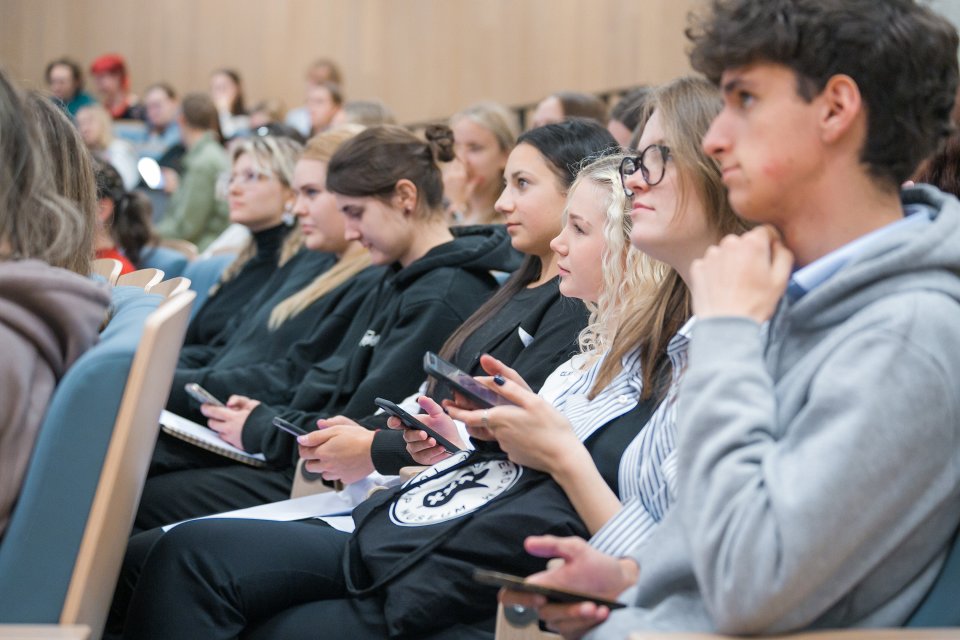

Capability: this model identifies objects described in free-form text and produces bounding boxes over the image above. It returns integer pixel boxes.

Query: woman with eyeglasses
[436,77,750,562]
[179,135,329,349]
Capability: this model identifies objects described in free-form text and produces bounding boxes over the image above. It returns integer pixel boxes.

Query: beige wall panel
[0,0,699,123]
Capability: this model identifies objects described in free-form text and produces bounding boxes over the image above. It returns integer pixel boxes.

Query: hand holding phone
[272,416,309,437]
[184,383,225,407]
[374,397,461,453]
[472,569,626,609]
[422,352,512,409]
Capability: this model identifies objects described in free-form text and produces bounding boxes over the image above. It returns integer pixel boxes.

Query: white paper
[162,491,357,532]
[160,409,266,463]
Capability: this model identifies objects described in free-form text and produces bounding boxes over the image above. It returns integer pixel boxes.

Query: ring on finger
[480,409,490,429]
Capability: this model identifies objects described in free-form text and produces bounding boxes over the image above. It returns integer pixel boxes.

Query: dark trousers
[114,518,492,640]
[134,432,294,532]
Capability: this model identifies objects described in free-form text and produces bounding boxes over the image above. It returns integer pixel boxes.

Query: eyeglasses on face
[619,144,671,194]
[216,169,275,199]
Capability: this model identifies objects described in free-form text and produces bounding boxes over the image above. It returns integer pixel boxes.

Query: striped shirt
[544,318,695,556]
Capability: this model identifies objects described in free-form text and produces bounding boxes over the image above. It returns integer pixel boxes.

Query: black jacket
[176,247,335,370]
[368,276,590,474]
[182,223,291,348]
[167,263,385,421]
[243,225,520,464]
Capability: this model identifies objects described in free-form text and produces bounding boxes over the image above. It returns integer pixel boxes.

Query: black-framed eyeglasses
[619,144,671,194]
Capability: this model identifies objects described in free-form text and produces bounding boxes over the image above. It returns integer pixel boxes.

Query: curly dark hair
[687,0,959,186]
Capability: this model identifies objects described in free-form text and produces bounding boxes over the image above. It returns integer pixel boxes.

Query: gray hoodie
[593,185,960,636]
[0,260,111,537]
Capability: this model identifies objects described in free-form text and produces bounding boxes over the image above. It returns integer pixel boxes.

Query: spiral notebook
[160,410,267,468]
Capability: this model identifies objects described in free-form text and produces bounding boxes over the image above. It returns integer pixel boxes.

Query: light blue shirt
[787,203,933,301]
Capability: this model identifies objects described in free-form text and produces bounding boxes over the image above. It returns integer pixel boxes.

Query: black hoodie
[176,246,335,369]
[242,225,520,463]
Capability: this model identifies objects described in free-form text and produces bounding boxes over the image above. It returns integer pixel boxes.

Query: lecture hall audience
[5,1,960,638]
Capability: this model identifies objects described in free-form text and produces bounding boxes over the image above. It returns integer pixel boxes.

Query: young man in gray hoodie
[502,0,960,637]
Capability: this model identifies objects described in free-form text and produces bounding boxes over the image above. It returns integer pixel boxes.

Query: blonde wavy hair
[268,125,371,329]
[563,154,667,398]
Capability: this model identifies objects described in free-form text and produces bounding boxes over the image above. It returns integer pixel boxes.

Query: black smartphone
[184,382,225,407]
[272,416,309,437]
[472,569,626,610]
[422,352,512,409]
[374,397,461,453]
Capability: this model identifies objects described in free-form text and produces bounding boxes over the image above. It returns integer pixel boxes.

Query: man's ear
[819,74,864,145]
[393,179,419,216]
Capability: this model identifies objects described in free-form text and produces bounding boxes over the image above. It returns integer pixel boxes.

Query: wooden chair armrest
[0,625,91,639]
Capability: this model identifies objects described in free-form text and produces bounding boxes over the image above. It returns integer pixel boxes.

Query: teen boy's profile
[502,1,960,637]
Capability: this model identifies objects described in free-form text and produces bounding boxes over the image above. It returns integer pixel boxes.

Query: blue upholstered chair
[182,253,235,318]
[137,244,191,278]
[0,289,194,638]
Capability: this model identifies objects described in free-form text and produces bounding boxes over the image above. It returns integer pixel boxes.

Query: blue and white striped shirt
[544,318,695,556]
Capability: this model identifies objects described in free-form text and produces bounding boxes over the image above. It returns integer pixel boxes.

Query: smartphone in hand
[184,382,225,407]
[472,569,626,609]
[422,352,513,409]
[273,416,309,437]
[374,397,461,453]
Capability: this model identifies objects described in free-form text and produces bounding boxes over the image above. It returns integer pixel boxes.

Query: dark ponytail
[326,125,450,215]
[93,159,156,265]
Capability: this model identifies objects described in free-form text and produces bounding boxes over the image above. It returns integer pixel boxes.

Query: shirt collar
[786,203,933,301]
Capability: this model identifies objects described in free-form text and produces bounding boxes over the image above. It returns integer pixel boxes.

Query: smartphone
[273,416,309,437]
[422,352,512,409]
[472,569,626,610]
[184,382,225,407]
[374,397,461,453]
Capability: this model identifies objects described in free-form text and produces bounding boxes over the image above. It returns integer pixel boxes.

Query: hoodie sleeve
[242,298,470,464]
[668,302,960,634]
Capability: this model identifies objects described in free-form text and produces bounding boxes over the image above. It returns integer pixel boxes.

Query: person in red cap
[89,53,145,121]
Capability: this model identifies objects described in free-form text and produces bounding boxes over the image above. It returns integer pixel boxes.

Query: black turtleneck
[182,223,290,347]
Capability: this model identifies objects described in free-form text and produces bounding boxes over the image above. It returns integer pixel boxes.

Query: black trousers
[114,518,492,640]
[133,432,294,532]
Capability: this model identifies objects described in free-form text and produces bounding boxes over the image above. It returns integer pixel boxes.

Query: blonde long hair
[268,125,370,329]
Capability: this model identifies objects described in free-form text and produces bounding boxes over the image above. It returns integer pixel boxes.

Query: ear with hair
[393,178,419,215]
[819,74,864,145]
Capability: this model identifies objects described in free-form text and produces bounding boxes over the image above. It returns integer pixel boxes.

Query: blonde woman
[75,103,140,190]
[444,101,518,225]
[181,135,307,347]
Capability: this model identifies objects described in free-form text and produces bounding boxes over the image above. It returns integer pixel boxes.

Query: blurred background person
[443,101,517,225]
[210,68,250,140]
[607,86,651,147]
[155,92,230,251]
[44,57,95,118]
[330,99,396,128]
[93,159,155,274]
[89,53,144,121]
[285,58,343,136]
[530,90,608,129]
[76,104,140,191]
[140,82,182,160]
[305,81,342,136]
